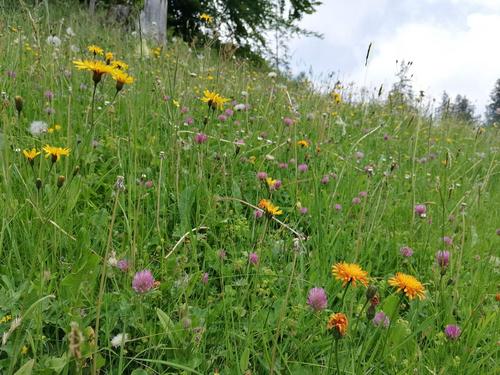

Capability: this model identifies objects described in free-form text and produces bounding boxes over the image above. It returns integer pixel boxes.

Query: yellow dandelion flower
[54,124,62,131]
[111,69,134,91]
[152,47,162,58]
[331,262,369,288]
[201,89,229,110]
[88,45,104,56]
[22,148,41,164]
[0,315,12,324]
[388,272,425,300]
[173,99,180,108]
[266,177,278,188]
[73,59,114,83]
[327,312,348,338]
[105,51,113,64]
[111,60,129,70]
[332,92,342,104]
[297,140,309,148]
[42,145,70,163]
[258,199,283,216]
[200,13,213,23]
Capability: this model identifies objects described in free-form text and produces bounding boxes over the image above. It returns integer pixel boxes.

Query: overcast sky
[289,0,500,115]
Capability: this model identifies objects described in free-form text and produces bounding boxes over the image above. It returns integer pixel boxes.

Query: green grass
[0,2,499,374]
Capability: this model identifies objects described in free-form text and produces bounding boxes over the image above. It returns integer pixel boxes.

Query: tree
[450,94,476,123]
[485,78,500,125]
[388,60,414,106]
[437,91,451,120]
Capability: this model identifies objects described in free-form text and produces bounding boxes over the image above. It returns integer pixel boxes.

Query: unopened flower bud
[14,96,23,114]
[366,285,377,300]
[57,175,66,188]
[35,178,43,190]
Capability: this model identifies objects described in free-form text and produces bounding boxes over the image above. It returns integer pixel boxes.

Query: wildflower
[414,204,427,218]
[334,204,342,211]
[258,199,283,216]
[327,312,348,338]
[87,45,104,56]
[111,333,129,348]
[105,52,113,64]
[111,69,134,91]
[201,89,229,110]
[268,72,278,78]
[254,209,264,219]
[73,59,114,84]
[44,90,54,101]
[194,133,208,144]
[47,35,61,47]
[20,345,28,355]
[372,311,390,328]
[400,246,413,257]
[307,287,328,312]
[388,272,425,300]
[234,103,246,111]
[68,322,83,359]
[331,262,369,287]
[443,236,453,246]
[57,175,66,188]
[117,259,129,272]
[218,114,227,122]
[297,140,309,148]
[265,177,281,190]
[298,163,308,172]
[283,117,294,126]
[200,13,213,23]
[359,191,368,198]
[0,315,12,324]
[332,91,342,104]
[14,96,23,115]
[66,27,75,37]
[299,207,309,215]
[42,145,70,162]
[112,60,129,70]
[248,252,259,265]
[201,272,209,285]
[132,269,155,294]
[278,162,288,169]
[321,175,330,185]
[355,151,364,160]
[352,197,361,205]
[444,324,461,340]
[436,250,450,268]
[22,148,41,165]
[225,108,234,116]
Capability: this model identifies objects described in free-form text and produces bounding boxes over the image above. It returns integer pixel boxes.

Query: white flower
[108,251,117,267]
[29,121,48,136]
[65,27,75,37]
[268,72,277,78]
[70,45,80,53]
[234,104,246,111]
[111,333,129,348]
[46,35,61,47]
[241,91,249,97]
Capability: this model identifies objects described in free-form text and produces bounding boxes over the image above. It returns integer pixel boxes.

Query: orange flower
[327,312,348,338]
[388,272,425,300]
[331,262,369,287]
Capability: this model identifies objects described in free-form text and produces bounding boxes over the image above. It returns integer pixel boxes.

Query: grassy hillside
[0,3,499,374]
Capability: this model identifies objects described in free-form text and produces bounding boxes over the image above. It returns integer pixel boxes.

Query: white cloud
[290,1,500,116]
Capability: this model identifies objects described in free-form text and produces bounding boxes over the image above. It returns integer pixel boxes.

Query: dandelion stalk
[92,185,121,375]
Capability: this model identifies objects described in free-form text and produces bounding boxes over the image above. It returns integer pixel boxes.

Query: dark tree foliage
[168,0,320,62]
[450,94,477,123]
[485,78,500,125]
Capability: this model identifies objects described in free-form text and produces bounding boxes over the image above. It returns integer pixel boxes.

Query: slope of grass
[0,3,499,374]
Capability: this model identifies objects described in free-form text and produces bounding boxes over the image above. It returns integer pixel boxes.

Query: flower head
[388,272,425,300]
[298,163,308,172]
[111,69,134,91]
[132,269,155,293]
[258,199,283,216]
[414,204,427,218]
[248,252,259,265]
[444,324,461,340]
[400,246,413,257]
[297,140,309,148]
[105,51,113,64]
[29,120,48,135]
[307,287,328,312]
[331,262,369,287]
[372,311,390,328]
[73,59,114,83]
[327,312,348,338]
[42,145,70,162]
[111,333,129,348]
[194,133,208,144]
[201,89,229,110]
[111,60,129,70]
[87,45,104,56]
[436,250,450,268]
[22,148,41,164]
[200,13,213,23]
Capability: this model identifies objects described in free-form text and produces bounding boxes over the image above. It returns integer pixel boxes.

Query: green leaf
[240,347,250,372]
[45,354,68,374]
[131,370,149,375]
[178,186,196,232]
[156,308,179,346]
[14,359,34,375]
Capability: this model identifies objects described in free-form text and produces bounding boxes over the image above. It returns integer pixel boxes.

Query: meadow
[0,2,499,374]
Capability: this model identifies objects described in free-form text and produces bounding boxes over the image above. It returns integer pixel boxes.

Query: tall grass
[0,3,499,374]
